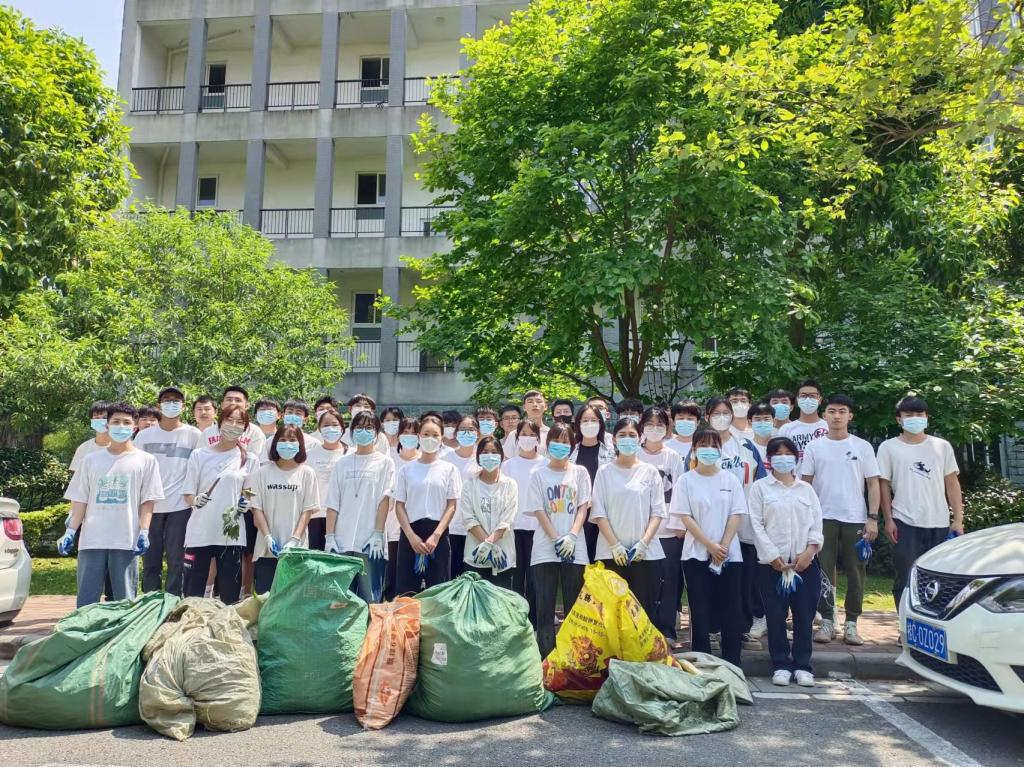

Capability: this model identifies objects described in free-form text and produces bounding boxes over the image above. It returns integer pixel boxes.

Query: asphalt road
[0,676,1020,767]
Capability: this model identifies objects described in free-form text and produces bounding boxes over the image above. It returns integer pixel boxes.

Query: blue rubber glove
[627,539,650,564]
[490,546,508,571]
[413,552,431,575]
[776,568,802,595]
[362,530,386,560]
[471,542,494,567]
[57,527,77,556]
[855,537,873,562]
[268,535,282,557]
[946,530,961,541]
[134,528,150,556]
[236,495,250,513]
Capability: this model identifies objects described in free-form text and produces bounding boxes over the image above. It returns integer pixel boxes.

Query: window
[360,57,390,87]
[207,63,227,92]
[197,177,217,208]
[356,173,386,206]
[352,292,382,339]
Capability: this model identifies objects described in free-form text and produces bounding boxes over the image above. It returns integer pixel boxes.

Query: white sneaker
[844,622,864,646]
[772,670,792,686]
[794,670,815,687]
[814,619,835,644]
[749,616,767,639]
[742,634,762,651]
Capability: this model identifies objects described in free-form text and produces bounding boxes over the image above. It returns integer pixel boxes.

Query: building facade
[117,0,526,409]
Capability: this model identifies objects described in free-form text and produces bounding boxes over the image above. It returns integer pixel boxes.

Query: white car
[897,522,1024,713]
[0,497,32,625]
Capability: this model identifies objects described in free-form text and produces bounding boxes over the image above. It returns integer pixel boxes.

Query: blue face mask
[282,413,304,427]
[901,416,928,434]
[674,419,696,437]
[548,442,571,460]
[108,425,134,444]
[91,417,108,434]
[321,426,343,444]
[399,434,419,450]
[276,441,300,460]
[353,428,376,447]
[616,436,640,456]
[478,419,497,436]
[752,421,775,438]
[478,453,502,472]
[797,397,820,415]
[695,447,721,466]
[456,430,478,447]
[772,403,791,420]
[771,454,797,474]
[256,409,278,426]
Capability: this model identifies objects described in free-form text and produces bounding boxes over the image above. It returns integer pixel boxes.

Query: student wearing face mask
[748,437,823,687]
[305,410,348,551]
[380,406,405,455]
[669,428,747,667]
[202,387,266,457]
[253,399,282,461]
[666,400,700,459]
[778,380,828,467]
[281,399,321,450]
[748,402,776,464]
[768,389,795,433]
[70,401,112,475]
[386,416,421,598]
[393,413,462,594]
[570,404,616,562]
[441,410,463,452]
[461,436,518,587]
[504,418,545,624]
[442,415,482,578]
[591,418,667,621]
[529,424,592,656]
[343,393,390,454]
[248,425,320,593]
[550,399,575,424]
[637,407,686,645]
[727,387,755,442]
[325,411,396,602]
[191,395,217,434]
[587,396,612,425]
[615,399,644,427]
[182,403,254,603]
[475,406,499,440]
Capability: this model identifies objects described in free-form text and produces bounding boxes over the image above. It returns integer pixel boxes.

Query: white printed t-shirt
[526,464,593,566]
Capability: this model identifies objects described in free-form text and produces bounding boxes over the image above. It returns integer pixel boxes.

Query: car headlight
[978,576,1024,614]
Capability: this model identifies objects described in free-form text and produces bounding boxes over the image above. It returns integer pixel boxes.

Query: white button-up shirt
[747,474,824,564]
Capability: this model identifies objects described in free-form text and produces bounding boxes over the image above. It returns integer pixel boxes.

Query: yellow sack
[542,562,696,702]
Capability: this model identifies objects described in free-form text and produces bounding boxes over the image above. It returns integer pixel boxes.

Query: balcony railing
[200,84,251,112]
[130,86,185,114]
[342,340,381,371]
[267,81,320,110]
[403,76,455,105]
[330,207,385,237]
[193,208,243,224]
[260,208,314,238]
[400,206,453,237]
[335,79,389,107]
[397,341,454,373]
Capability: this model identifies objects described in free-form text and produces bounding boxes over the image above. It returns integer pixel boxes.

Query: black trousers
[655,536,685,641]
[584,520,600,564]
[757,559,821,673]
[395,518,451,595]
[740,541,766,632]
[143,508,191,595]
[384,540,399,600]
[532,561,585,658]
[307,517,327,551]
[184,545,243,604]
[450,533,467,579]
[254,557,278,594]
[513,529,536,626]
[243,510,257,555]
[466,564,515,590]
[683,558,745,668]
[601,559,662,624]
[892,519,949,607]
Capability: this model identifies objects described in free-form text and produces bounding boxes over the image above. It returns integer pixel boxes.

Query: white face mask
[382,420,400,436]
[419,436,442,454]
[580,421,601,439]
[160,401,183,418]
[518,435,539,452]
[643,426,667,443]
[443,426,456,440]
[731,402,750,418]
[710,413,733,431]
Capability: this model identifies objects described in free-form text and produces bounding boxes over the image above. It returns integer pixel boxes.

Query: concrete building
[117,0,527,410]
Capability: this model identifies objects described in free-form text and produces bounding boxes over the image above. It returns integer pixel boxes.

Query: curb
[0,633,47,660]
[740,649,914,680]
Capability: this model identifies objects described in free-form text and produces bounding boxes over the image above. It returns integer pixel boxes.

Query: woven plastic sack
[353,597,420,729]
[543,562,689,702]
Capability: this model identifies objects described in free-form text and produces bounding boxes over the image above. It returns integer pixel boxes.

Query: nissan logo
[924,580,941,603]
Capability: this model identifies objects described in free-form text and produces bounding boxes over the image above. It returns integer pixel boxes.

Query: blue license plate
[906,617,948,662]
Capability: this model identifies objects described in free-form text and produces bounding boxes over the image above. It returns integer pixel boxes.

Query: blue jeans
[757,558,822,673]
[76,549,137,608]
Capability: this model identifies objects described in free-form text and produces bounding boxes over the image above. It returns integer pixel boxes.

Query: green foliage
[0,7,131,314]
[29,557,78,596]
[0,208,354,434]
[0,450,69,513]
[19,502,70,557]
[963,473,1024,532]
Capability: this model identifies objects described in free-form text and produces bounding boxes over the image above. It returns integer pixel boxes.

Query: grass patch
[834,572,894,613]
[30,557,164,596]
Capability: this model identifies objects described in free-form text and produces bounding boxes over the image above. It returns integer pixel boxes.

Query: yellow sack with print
[542,562,696,702]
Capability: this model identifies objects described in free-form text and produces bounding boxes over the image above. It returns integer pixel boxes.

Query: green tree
[0,7,131,313]
[0,209,353,437]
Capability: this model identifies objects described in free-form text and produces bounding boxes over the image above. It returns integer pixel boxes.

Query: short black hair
[313,395,338,411]
[89,400,110,417]
[766,436,799,458]
[499,403,522,417]
[222,385,249,401]
[192,394,215,411]
[477,435,505,462]
[475,406,497,420]
[158,386,185,402]
[670,400,702,420]
[523,389,545,401]
[573,404,606,444]
[441,409,463,426]
[616,398,644,415]
[726,387,751,401]
[347,392,377,410]
[641,406,670,428]
[692,427,722,449]
[398,416,420,435]
[137,404,161,420]
[106,402,138,421]
[748,401,774,420]
[381,406,405,421]
[896,395,929,415]
[611,417,640,438]
[516,418,542,437]
[283,398,310,416]
[551,398,574,414]
[704,396,733,416]
[547,421,576,449]
[797,379,823,396]
[767,389,794,405]
[826,393,856,411]
[254,398,281,413]
[350,410,382,433]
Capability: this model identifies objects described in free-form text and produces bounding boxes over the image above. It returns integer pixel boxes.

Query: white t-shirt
[670,470,747,563]
[526,464,593,566]
[730,425,755,443]
[590,462,667,561]
[502,425,550,459]
[248,463,320,560]
[341,428,389,454]
[325,451,396,553]
[182,447,255,548]
[305,444,347,520]
[133,423,202,513]
[64,448,164,550]
[665,439,692,459]
[751,441,769,464]
[392,459,462,525]
[504,453,545,531]
[441,450,479,536]
[387,452,418,541]
[801,435,880,523]
[637,447,685,538]
[877,435,958,528]
[202,423,267,457]
[779,419,828,465]
[70,438,105,473]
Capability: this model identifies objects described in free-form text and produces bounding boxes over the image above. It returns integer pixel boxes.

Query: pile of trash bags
[0,558,743,738]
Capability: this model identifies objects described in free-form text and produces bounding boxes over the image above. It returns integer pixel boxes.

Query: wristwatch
[867,513,879,521]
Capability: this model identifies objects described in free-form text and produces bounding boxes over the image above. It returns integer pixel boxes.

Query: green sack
[592,659,739,736]
[677,651,754,705]
[0,591,179,729]
[258,549,368,714]
[406,572,555,722]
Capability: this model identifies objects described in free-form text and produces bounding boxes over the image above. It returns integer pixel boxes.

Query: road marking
[844,680,986,767]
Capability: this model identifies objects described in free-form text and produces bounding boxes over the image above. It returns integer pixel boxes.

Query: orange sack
[353,597,421,729]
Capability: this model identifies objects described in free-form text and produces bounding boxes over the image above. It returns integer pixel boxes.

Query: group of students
[60,380,963,687]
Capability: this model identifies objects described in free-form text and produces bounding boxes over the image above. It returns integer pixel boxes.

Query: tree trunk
[0,422,44,450]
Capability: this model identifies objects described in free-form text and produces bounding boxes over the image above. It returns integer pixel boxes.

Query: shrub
[20,502,70,557]
[0,448,69,511]
[963,473,1024,532]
